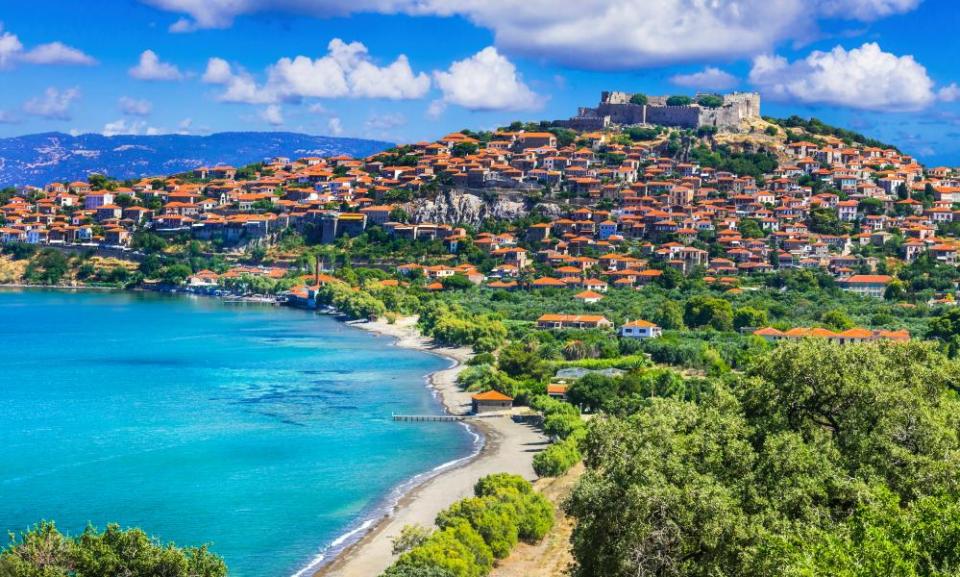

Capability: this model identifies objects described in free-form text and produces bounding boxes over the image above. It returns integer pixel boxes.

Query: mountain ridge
[0,131,394,188]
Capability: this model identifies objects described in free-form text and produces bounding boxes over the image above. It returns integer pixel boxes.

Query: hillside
[0,132,393,187]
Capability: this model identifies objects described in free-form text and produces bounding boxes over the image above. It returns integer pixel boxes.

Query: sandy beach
[312,316,548,577]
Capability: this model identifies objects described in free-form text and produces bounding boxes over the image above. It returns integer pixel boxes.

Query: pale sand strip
[312,316,548,577]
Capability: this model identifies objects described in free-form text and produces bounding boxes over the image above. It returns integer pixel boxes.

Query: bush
[437,498,518,559]
[543,412,584,439]
[393,521,492,577]
[382,475,553,577]
[533,437,581,477]
[392,524,432,555]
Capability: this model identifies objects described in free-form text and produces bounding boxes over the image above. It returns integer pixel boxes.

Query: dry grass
[0,256,26,283]
[489,463,585,577]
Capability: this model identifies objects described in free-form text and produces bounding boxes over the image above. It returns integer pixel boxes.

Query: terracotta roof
[472,391,514,402]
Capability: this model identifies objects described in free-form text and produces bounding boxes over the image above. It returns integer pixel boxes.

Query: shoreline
[306,316,546,577]
[0,287,546,577]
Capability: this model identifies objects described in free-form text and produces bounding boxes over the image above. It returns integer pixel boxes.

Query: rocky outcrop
[405,190,525,227]
[404,189,567,227]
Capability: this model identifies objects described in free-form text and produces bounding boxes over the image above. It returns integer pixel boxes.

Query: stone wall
[558,91,762,132]
[645,106,701,129]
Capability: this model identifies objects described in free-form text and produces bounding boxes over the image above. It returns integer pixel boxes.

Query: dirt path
[489,463,584,577]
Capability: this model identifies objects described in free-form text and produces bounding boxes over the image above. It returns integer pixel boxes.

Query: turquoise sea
[0,289,476,577]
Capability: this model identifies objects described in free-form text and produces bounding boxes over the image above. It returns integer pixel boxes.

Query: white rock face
[406,190,525,226]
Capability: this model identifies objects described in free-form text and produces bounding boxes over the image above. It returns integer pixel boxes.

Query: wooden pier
[392,414,469,422]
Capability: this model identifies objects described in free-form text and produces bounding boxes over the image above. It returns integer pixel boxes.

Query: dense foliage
[383,474,553,577]
[0,522,226,577]
[566,340,960,577]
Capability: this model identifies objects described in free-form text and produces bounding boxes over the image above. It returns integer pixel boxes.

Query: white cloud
[129,50,183,81]
[426,99,446,119]
[670,67,739,91]
[23,87,81,120]
[817,0,921,20]
[0,109,18,124]
[0,28,23,68]
[21,42,96,66]
[206,39,429,104]
[202,57,233,83]
[364,113,406,131]
[102,118,162,136]
[327,117,344,136]
[177,118,194,134]
[119,96,153,116]
[348,53,429,98]
[261,104,284,126]
[434,47,540,111]
[938,83,960,103]
[749,42,937,110]
[139,0,923,69]
[0,25,94,68]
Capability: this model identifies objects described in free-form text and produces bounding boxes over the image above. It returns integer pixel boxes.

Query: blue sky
[1,0,960,163]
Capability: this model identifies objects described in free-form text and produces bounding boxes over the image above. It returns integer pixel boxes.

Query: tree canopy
[0,522,227,577]
[566,340,960,577]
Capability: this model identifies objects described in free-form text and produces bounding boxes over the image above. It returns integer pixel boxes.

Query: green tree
[738,218,764,239]
[666,95,693,106]
[684,295,734,331]
[159,264,192,285]
[441,274,474,291]
[809,207,844,235]
[696,94,723,108]
[0,522,226,577]
[653,300,685,330]
[629,93,648,106]
[733,306,767,330]
[928,308,960,356]
[567,340,960,577]
[820,308,855,330]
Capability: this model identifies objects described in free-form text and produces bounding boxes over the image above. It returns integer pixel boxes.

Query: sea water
[0,289,475,577]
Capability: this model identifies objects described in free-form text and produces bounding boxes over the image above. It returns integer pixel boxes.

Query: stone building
[554,91,761,132]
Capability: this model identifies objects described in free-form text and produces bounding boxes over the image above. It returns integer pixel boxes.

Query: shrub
[392,524,432,555]
[437,498,518,559]
[382,474,553,577]
[393,521,492,577]
[533,437,581,477]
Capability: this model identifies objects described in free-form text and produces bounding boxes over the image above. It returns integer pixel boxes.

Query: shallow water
[0,289,474,576]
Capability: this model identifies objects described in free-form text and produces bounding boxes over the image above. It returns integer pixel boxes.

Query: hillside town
[2,96,957,310]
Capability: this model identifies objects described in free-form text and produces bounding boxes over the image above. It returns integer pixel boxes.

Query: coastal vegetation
[383,474,553,577]
[0,522,227,577]
[6,97,960,577]
[566,339,960,577]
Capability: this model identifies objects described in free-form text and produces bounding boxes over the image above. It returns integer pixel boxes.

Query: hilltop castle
[554,91,761,132]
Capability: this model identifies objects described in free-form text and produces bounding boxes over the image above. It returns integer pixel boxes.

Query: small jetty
[392,414,469,422]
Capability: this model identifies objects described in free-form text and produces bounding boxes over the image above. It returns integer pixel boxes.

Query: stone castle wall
[558,91,762,132]
[645,106,701,129]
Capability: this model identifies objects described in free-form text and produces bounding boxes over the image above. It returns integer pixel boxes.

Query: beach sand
[313,316,548,577]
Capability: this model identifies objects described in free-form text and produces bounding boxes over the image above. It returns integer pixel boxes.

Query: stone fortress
[554,91,761,132]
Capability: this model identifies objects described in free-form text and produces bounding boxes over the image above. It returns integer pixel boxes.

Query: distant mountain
[0,132,394,188]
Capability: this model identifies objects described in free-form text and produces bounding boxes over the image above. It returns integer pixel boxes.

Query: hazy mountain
[0,132,394,187]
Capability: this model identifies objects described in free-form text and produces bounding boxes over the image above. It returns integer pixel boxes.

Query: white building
[619,320,662,339]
